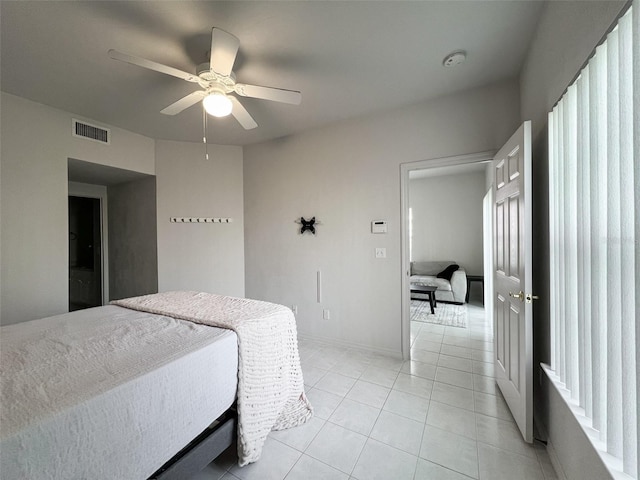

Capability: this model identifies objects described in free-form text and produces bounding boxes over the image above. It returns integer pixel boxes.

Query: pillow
[436,264,459,281]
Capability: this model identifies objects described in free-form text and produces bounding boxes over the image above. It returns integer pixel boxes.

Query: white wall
[155,140,245,298]
[544,374,611,480]
[410,171,485,275]
[519,2,626,479]
[244,80,520,356]
[520,1,627,142]
[1,94,245,324]
[0,93,155,325]
[108,177,158,300]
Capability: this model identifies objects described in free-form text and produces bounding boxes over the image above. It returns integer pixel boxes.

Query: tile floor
[191,299,558,480]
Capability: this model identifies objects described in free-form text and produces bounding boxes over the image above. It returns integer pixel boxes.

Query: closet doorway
[68,195,103,311]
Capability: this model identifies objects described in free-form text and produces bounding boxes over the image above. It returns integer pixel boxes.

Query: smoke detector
[442,51,467,67]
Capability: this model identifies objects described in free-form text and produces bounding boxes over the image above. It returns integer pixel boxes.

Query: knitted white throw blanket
[112,291,313,466]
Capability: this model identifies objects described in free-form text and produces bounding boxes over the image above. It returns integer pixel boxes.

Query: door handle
[509,291,524,301]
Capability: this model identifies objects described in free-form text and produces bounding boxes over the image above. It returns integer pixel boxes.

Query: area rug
[410,300,467,328]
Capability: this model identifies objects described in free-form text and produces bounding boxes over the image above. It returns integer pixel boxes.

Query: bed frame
[150,407,237,480]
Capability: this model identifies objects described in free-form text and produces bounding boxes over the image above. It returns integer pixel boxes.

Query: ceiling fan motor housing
[196,63,236,90]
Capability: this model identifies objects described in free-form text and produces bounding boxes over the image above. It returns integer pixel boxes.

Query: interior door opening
[400,123,534,445]
[68,196,103,311]
[400,151,495,359]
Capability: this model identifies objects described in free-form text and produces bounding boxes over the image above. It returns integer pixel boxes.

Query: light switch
[375,248,386,258]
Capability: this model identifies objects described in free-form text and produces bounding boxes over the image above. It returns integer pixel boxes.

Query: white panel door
[493,121,533,443]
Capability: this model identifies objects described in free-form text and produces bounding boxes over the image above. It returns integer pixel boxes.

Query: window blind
[548,2,638,478]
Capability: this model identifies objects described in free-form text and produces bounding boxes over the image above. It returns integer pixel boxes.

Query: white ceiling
[0,1,544,146]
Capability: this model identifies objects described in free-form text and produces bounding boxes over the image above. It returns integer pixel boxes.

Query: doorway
[68,196,103,311]
[400,151,495,359]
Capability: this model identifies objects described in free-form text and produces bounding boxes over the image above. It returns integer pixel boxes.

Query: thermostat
[371,220,387,234]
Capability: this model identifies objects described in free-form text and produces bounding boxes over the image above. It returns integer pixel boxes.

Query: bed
[0,291,312,479]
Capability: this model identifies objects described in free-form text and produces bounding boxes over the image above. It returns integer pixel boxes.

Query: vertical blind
[548,2,638,478]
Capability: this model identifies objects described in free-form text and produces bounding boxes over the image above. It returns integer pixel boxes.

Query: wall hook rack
[170,217,233,224]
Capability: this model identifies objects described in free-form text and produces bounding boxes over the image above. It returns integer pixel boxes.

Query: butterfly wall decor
[298,217,317,235]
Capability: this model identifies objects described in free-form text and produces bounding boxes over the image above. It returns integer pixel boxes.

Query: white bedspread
[113,291,313,466]
[0,305,238,480]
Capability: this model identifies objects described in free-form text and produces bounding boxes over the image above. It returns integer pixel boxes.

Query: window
[547,2,638,478]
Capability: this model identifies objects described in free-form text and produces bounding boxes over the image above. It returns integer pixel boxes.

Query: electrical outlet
[375,247,386,258]
[323,309,330,320]
[291,305,298,315]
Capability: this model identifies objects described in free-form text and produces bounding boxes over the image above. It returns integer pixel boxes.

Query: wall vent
[72,119,110,145]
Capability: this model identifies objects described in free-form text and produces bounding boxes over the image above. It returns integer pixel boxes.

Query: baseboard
[533,407,567,480]
[546,439,568,480]
[297,333,403,359]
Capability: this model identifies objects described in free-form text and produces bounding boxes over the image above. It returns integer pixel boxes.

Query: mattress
[0,305,238,480]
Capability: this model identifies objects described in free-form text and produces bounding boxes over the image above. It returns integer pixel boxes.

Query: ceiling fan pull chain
[203,104,209,160]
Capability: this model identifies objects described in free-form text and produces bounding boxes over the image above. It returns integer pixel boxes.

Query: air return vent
[72,119,110,145]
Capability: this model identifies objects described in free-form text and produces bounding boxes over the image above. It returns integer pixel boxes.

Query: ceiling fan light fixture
[203,93,233,117]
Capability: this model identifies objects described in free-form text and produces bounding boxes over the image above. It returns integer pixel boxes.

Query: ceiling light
[442,51,467,68]
[203,93,233,117]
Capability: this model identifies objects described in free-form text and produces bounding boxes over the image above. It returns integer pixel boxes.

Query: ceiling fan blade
[210,28,239,77]
[229,97,258,130]
[160,91,206,115]
[234,83,302,105]
[108,49,199,83]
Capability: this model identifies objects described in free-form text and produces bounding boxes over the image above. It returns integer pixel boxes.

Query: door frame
[482,187,495,329]
[400,150,495,359]
[68,181,109,305]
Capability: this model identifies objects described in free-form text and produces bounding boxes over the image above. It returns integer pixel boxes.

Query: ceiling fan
[108,28,301,130]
